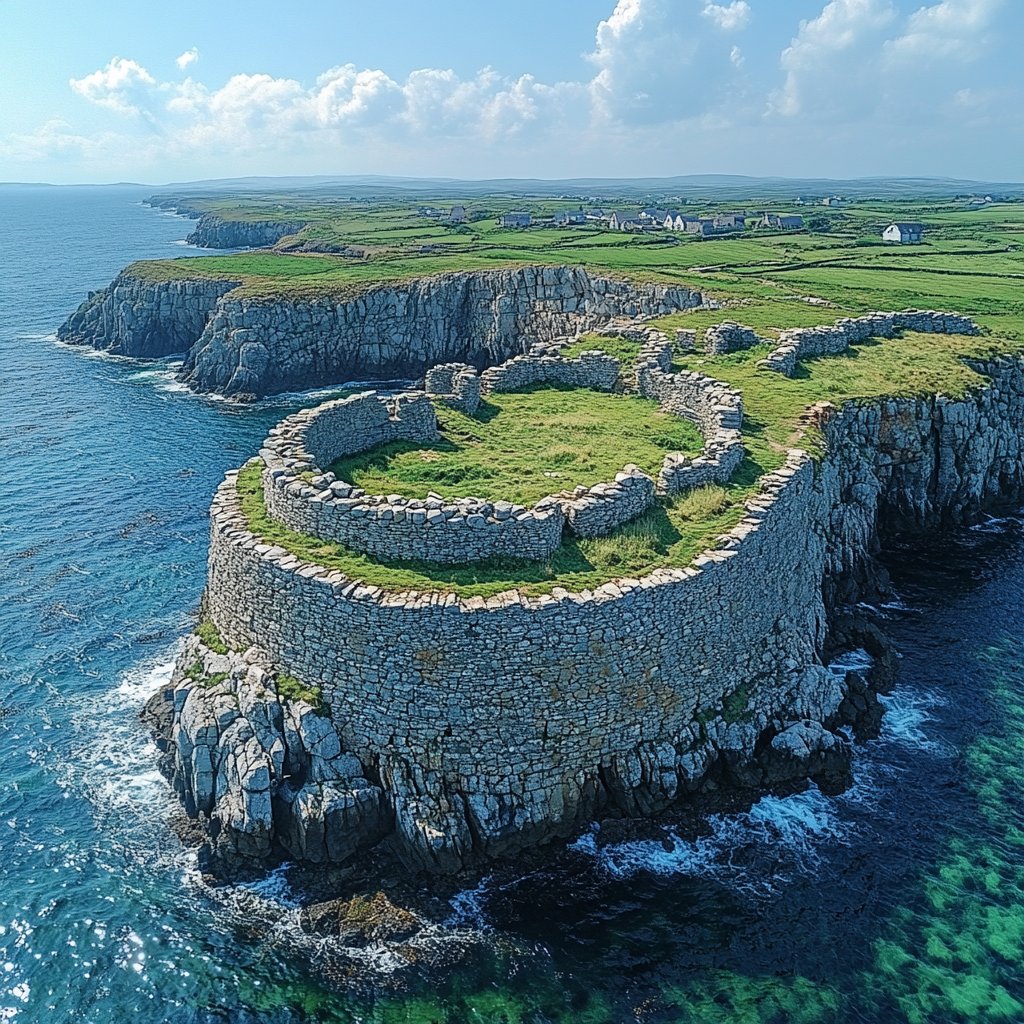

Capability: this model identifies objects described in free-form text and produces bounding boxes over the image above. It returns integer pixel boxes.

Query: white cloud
[589,0,748,123]
[702,2,751,30]
[69,57,157,116]
[885,0,1003,62]
[9,0,1012,180]
[769,0,1004,120]
[175,48,199,71]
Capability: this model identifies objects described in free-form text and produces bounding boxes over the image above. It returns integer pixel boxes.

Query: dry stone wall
[261,391,565,565]
[157,354,1024,874]
[554,465,657,538]
[479,351,619,393]
[759,309,981,375]
[635,358,745,493]
[704,321,769,356]
[423,362,481,415]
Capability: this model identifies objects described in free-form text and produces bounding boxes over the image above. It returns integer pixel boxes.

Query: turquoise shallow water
[1,186,1023,1022]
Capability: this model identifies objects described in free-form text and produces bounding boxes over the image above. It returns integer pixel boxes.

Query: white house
[882,222,923,244]
[608,210,643,231]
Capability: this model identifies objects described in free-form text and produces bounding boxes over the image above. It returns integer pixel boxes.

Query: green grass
[328,387,703,506]
[196,619,229,655]
[275,674,330,717]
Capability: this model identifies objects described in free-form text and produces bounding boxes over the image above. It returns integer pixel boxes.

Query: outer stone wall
[759,309,981,375]
[175,355,1024,873]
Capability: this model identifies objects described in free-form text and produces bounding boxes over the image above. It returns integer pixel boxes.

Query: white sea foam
[446,874,494,929]
[878,687,953,756]
[827,647,874,678]
[970,513,1024,534]
[571,783,850,894]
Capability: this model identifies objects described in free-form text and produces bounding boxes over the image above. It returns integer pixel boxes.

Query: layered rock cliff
[186,214,308,249]
[144,355,1024,875]
[58,265,702,396]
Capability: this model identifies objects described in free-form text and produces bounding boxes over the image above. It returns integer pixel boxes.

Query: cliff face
[58,265,701,395]
[56,272,238,359]
[186,215,307,249]
[145,357,1024,874]
[181,266,700,397]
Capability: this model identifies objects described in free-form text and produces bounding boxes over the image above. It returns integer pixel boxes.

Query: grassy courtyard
[327,387,703,506]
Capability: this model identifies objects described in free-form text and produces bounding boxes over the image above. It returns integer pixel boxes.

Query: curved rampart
[261,391,565,564]
[759,309,981,375]
[170,355,1024,874]
[635,355,745,493]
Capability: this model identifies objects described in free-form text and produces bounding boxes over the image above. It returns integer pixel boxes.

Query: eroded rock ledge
[144,352,1024,876]
[57,264,702,397]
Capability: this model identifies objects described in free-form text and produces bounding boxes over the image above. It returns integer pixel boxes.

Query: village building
[713,213,746,231]
[448,205,467,224]
[499,211,533,228]
[608,210,644,231]
[882,222,924,244]
[759,213,805,230]
[553,210,587,226]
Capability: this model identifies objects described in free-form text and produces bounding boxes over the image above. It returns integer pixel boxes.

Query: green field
[328,388,703,506]
[234,328,1023,598]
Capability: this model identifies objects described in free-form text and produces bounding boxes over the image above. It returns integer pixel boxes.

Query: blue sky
[1,0,1019,184]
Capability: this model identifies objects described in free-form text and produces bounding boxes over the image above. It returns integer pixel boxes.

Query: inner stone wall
[261,391,566,565]
[480,351,619,393]
[635,358,745,493]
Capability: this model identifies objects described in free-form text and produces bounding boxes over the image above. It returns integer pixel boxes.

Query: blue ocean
[2,185,1023,1022]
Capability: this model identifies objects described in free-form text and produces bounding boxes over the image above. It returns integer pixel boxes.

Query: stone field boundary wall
[479,350,620,394]
[758,309,981,375]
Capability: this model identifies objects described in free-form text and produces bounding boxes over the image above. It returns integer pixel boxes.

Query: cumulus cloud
[175,48,199,71]
[702,2,751,30]
[69,56,157,116]
[769,0,1005,120]
[588,0,749,123]
[12,0,1010,178]
[885,0,1003,62]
